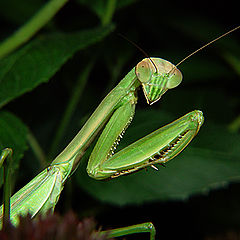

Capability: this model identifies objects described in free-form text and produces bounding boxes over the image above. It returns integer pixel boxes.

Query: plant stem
[0,0,69,60]
[27,130,47,168]
[228,114,240,133]
[0,148,13,228]
[103,222,156,240]
[49,61,95,159]
[101,0,116,26]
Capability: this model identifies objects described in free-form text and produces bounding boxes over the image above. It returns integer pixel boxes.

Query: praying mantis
[0,25,239,239]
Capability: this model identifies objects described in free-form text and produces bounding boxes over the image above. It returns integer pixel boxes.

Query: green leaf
[0,25,114,108]
[0,111,28,187]
[76,110,240,205]
[77,0,111,20]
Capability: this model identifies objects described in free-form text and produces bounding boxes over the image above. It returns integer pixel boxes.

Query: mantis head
[134,26,240,105]
[135,57,182,105]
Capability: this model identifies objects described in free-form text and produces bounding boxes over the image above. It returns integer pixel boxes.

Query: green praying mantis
[0,25,239,239]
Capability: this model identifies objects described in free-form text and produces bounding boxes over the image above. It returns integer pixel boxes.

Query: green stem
[102,222,156,240]
[0,0,69,60]
[49,61,95,159]
[223,51,240,77]
[228,114,240,133]
[101,0,116,26]
[0,148,13,228]
[27,130,47,168]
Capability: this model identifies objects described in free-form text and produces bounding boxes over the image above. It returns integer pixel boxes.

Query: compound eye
[135,60,152,83]
[166,68,183,89]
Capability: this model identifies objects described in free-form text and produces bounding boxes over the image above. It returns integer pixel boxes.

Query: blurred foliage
[0,25,114,107]
[0,0,239,239]
[0,211,108,240]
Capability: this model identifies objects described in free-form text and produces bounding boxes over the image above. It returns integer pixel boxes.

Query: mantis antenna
[117,33,159,73]
[175,25,240,67]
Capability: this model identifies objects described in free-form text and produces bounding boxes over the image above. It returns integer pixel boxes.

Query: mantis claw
[150,165,159,171]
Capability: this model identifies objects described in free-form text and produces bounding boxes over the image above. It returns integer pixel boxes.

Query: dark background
[0,0,240,239]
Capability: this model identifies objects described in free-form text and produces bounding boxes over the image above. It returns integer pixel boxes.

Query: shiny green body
[0,57,204,236]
